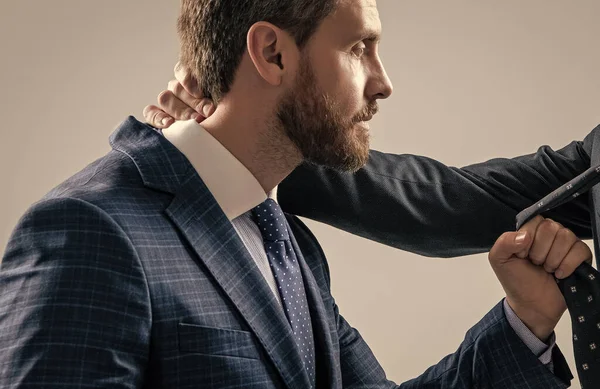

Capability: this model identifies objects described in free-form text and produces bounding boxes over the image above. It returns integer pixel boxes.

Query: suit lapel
[166,173,312,389]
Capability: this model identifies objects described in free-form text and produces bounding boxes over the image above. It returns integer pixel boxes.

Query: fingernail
[515,232,527,243]
[555,269,564,279]
[202,104,212,117]
[161,117,172,126]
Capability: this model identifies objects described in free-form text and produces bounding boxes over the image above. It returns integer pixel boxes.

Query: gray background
[2,1,600,386]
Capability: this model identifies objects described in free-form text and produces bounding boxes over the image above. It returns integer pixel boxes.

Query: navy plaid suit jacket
[0,117,573,388]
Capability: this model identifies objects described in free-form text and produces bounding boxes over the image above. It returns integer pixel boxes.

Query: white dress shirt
[161,119,554,367]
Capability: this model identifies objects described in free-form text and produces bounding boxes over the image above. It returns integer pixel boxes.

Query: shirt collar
[162,119,277,221]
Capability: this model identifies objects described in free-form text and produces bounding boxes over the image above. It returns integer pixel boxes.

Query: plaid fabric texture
[0,117,573,388]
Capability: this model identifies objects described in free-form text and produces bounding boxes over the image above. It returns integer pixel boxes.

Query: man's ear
[247,22,296,87]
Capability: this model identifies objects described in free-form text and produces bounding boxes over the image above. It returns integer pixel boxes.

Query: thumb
[489,231,532,262]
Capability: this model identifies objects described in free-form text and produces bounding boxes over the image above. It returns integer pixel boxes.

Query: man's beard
[276,59,378,172]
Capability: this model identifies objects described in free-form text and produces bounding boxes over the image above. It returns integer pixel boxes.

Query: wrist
[505,297,556,342]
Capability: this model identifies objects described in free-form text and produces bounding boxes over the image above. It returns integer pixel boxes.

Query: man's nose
[368,57,393,101]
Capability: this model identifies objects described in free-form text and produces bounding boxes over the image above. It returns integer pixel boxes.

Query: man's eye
[352,44,366,58]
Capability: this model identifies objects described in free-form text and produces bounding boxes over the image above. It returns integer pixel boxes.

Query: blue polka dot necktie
[252,199,316,387]
[516,164,600,388]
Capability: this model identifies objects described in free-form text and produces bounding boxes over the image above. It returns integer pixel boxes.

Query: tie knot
[252,199,289,242]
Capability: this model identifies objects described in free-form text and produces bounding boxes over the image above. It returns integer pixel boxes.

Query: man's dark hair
[178,0,338,102]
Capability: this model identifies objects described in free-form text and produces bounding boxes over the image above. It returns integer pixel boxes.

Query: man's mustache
[353,103,379,123]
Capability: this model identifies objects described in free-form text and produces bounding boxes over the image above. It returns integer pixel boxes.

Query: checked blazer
[0,117,573,388]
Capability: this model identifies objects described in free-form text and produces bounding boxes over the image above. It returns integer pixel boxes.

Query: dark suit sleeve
[335,299,573,388]
[0,197,151,388]
[279,126,599,257]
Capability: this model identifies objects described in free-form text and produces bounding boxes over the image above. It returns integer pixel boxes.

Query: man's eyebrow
[357,30,381,43]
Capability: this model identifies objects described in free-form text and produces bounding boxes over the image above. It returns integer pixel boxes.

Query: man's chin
[334,144,370,173]
[296,124,370,172]
[304,147,369,173]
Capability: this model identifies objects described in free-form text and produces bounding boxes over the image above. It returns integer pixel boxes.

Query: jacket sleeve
[336,298,573,388]
[0,197,151,388]
[279,125,599,257]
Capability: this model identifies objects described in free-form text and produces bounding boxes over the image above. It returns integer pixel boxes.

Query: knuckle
[499,232,513,244]
[530,215,545,225]
[533,220,559,241]
[157,90,174,108]
[490,234,509,256]
[194,98,209,112]
[181,71,199,93]
[177,66,190,83]
[534,223,549,236]
[182,74,195,91]
[567,241,592,265]
[174,82,185,97]
[151,113,162,126]
[557,264,573,277]
[575,240,592,255]
[528,248,545,264]
[539,219,559,232]
[181,70,191,83]
[142,105,153,119]
[142,105,160,124]
[550,220,562,231]
[149,112,162,126]
[530,255,544,265]
[557,227,576,243]
[544,263,556,272]
[167,80,179,92]
[183,109,196,119]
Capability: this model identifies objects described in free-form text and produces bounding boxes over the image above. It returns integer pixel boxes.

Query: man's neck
[200,102,302,194]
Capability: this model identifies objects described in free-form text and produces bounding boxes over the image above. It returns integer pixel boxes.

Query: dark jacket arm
[0,197,152,388]
[280,128,596,257]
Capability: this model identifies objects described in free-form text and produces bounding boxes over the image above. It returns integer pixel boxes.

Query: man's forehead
[336,0,379,20]
[329,0,382,38]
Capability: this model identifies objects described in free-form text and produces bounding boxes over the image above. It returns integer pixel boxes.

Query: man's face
[277,0,392,172]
